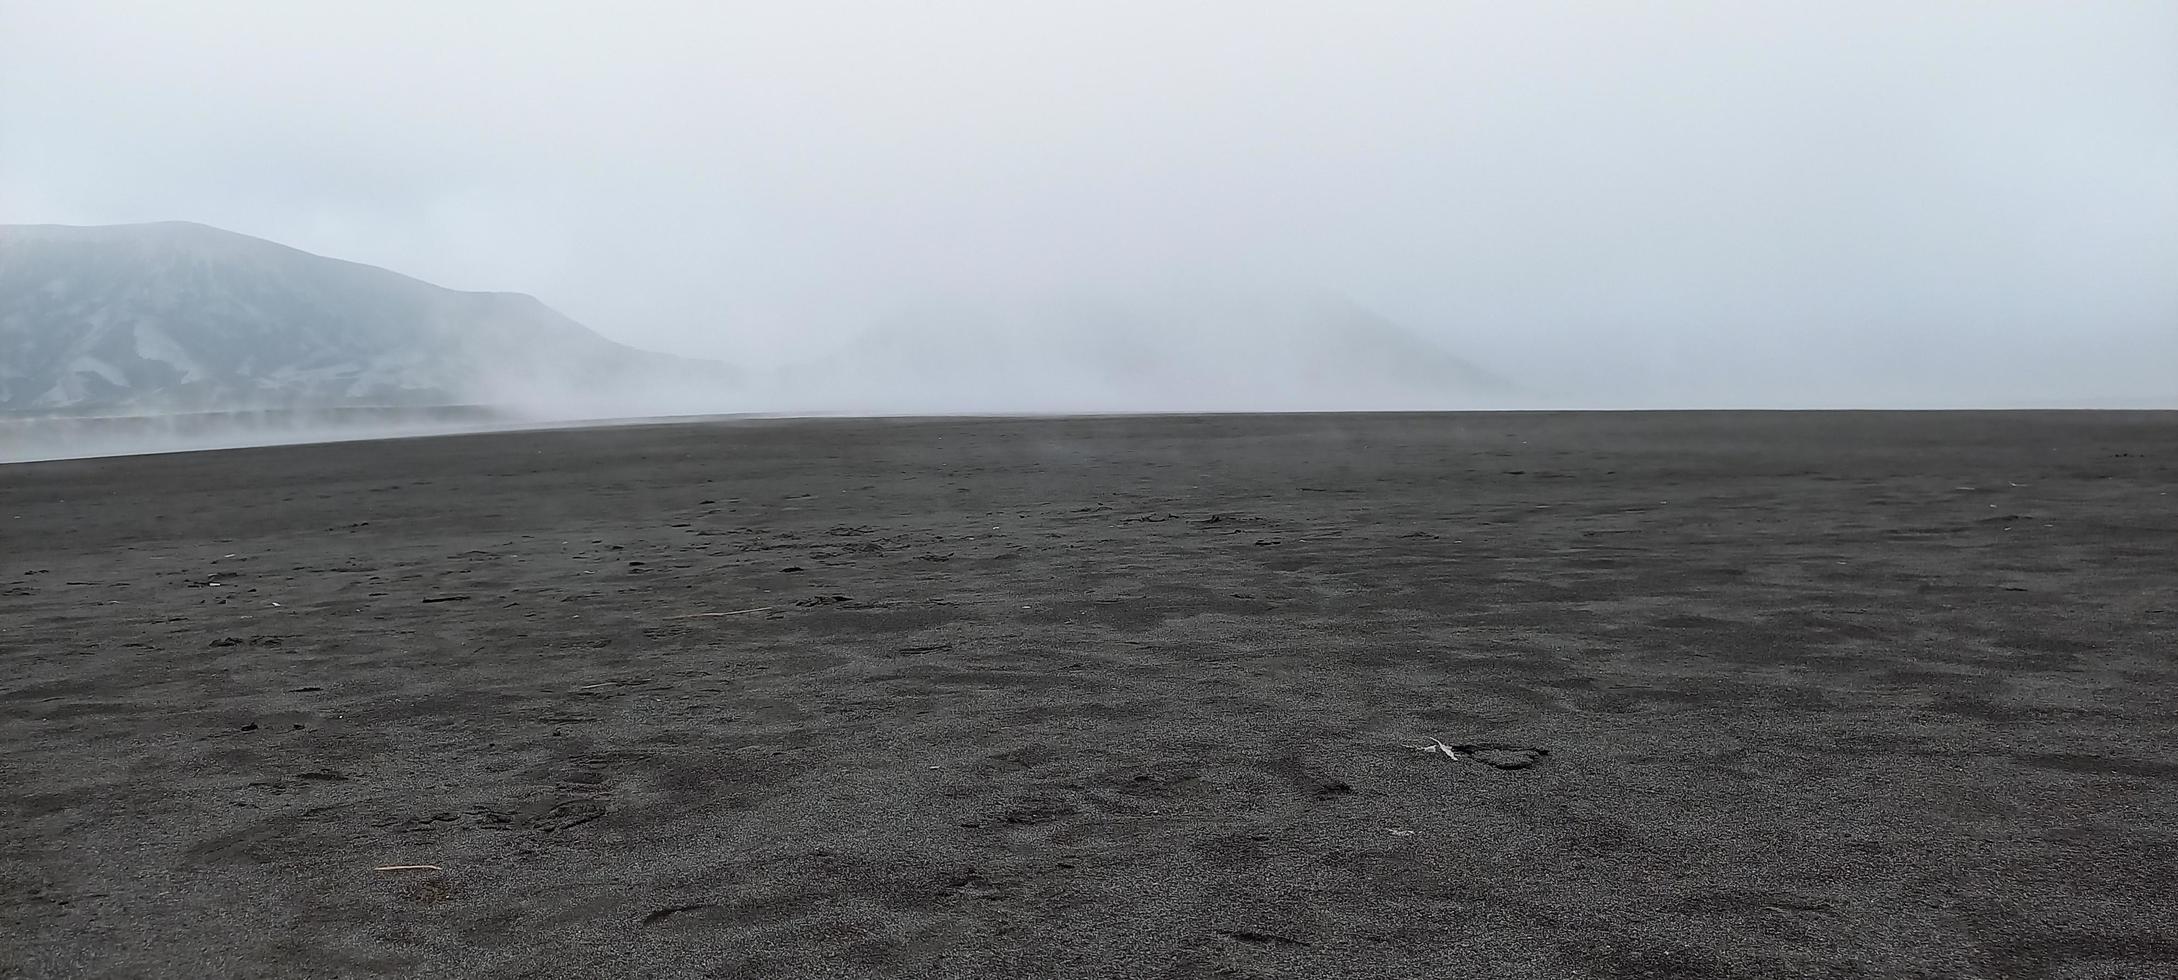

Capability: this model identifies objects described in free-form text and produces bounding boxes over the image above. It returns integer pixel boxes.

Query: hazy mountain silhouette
[768,289,1507,413]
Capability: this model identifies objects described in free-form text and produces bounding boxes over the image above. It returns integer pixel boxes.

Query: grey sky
[4,1,2173,407]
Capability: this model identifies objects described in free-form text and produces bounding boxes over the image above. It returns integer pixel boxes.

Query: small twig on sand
[575,682,617,690]
[666,606,777,619]
[373,865,442,872]
[1413,738,1462,760]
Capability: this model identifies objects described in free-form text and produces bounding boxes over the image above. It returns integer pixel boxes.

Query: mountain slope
[0,222,732,416]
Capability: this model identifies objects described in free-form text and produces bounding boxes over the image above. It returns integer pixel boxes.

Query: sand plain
[3,411,2174,978]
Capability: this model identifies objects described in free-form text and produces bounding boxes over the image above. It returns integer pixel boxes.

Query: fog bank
[4,2,2173,411]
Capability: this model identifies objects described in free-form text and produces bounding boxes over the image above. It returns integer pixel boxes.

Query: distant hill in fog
[768,291,1507,413]
[0,221,1505,427]
[0,222,735,417]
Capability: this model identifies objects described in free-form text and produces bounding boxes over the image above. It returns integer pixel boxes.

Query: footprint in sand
[1457,744,1550,769]
[1416,739,1550,769]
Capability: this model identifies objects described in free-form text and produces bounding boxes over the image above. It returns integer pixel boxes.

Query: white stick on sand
[1413,738,1462,759]
[665,606,777,619]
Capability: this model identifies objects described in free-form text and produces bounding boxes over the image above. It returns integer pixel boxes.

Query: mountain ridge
[0,221,733,416]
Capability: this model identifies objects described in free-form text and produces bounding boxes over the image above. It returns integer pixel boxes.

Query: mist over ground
[2,1,2174,437]
[6,8,2178,973]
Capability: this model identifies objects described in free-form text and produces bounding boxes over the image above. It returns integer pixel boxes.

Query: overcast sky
[3,1,2173,407]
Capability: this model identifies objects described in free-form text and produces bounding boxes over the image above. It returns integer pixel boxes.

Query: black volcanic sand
[3,412,2175,979]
